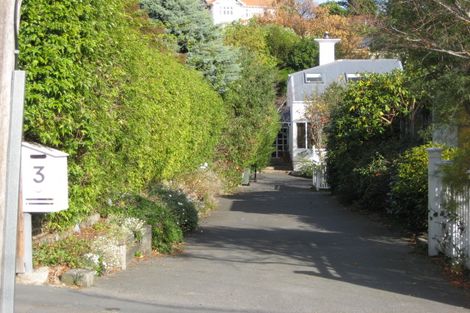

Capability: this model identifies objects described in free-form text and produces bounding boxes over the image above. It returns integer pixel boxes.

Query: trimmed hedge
[19,0,226,229]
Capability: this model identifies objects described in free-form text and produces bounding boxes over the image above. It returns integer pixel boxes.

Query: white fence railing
[311,148,329,191]
[312,161,329,191]
[427,148,470,269]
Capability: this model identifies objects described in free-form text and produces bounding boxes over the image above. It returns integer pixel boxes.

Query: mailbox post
[20,142,68,273]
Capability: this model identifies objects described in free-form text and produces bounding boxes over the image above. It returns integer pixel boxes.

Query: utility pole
[0,0,22,312]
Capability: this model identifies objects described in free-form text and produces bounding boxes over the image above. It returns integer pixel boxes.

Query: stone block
[139,225,152,256]
[16,267,49,285]
[61,269,95,287]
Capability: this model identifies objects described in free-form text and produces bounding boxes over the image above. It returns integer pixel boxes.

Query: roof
[22,142,69,158]
[288,59,402,102]
[205,0,273,7]
[242,0,273,7]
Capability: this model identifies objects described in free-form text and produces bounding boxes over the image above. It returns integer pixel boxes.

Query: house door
[272,123,289,159]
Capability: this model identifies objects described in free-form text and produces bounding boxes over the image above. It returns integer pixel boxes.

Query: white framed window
[296,122,313,149]
[345,73,362,82]
[305,73,322,84]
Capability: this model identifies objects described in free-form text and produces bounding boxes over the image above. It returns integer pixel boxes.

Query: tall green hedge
[19,0,226,229]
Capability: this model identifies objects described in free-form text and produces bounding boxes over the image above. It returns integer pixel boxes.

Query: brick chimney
[314,32,340,66]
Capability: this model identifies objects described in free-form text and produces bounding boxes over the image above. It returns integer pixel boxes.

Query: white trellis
[427,148,470,269]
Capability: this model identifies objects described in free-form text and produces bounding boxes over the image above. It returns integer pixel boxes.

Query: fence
[312,161,329,191]
[312,148,329,191]
[427,148,470,269]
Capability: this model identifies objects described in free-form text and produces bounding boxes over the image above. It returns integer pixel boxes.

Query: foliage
[372,0,470,128]
[223,22,277,67]
[390,143,454,232]
[217,51,280,185]
[258,3,370,58]
[442,142,470,192]
[109,194,184,254]
[141,0,216,52]
[320,1,349,16]
[33,236,90,269]
[19,0,226,229]
[304,83,345,150]
[148,185,198,233]
[142,0,241,93]
[186,40,241,94]
[337,0,377,15]
[326,71,420,206]
[170,169,224,215]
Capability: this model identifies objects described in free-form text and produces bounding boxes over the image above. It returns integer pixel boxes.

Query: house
[282,34,403,171]
[205,0,273,25]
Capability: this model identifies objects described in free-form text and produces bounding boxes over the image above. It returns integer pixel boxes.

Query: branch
[386,25,470,59]
[432,0,470,24]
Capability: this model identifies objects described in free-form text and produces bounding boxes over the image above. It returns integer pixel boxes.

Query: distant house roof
[289,59,402,102]
[242,0,273,7]
[205,0,273,7]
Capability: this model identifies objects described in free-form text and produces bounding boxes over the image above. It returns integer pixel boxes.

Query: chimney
[314,32,340,66]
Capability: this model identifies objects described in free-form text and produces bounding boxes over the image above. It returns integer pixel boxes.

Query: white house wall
[210,0,270,25]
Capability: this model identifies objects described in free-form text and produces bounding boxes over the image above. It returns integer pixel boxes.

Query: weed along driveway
[16,171,470,313]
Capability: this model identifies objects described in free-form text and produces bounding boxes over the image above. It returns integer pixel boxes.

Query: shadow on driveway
[184,172,470,309]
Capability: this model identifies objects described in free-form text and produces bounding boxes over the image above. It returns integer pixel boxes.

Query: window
[345,73,362,82]
[297,122,313,149]
[305,73,322,84]
[297,123,306,148]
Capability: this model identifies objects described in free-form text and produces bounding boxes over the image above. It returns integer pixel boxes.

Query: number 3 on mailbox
[21,142,69,213]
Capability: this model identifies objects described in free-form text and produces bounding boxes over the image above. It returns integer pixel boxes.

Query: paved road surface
[16,171,470,313]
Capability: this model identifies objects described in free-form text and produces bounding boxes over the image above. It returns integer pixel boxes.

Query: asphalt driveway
[15,171,470,313]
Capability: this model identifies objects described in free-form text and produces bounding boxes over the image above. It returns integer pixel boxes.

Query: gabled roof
[206,0,273,7]
[242,0,273,7]
[289,59,402,102]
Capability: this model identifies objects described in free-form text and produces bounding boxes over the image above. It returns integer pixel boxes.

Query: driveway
[16,171,470,313]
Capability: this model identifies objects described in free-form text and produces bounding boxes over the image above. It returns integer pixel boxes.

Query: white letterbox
[21,142,69,213]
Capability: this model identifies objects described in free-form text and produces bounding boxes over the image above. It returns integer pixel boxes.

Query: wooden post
[16,184,24,274]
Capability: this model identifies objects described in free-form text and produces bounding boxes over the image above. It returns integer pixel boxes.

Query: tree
[142,0,241,93]
[375,0,470,60]
[320,1,348,16]
[141,0,216,52]
[218,51,279,180]
[326,71,419,205]
[258,3,370,59]
[337,0,378,15]
[372,0,470,131]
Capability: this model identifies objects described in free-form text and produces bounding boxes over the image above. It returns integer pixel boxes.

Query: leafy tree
[141,0,216,52]
[337,0,378,15]
[259,4,370,58]
[218,51,280,183]
[320,1,348,16]
[326,71,419,204]
[142,0,241,93]
[286,37,319,71]
[223,22,277,67]
[372,0,470,136]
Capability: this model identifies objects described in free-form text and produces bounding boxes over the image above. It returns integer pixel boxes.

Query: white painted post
[23,213,32,273]
[427,148,443,256]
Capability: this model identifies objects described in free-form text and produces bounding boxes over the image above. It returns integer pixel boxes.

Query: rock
[16,267,49,285]
[61,269,95,287]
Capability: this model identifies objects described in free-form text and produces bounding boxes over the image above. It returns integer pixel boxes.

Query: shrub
[390,143,454,232]
[326,71,419,204]
[33,236,90,269]
[109,194,185,254]
[170,169,223,216]
[148,185,199,233]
